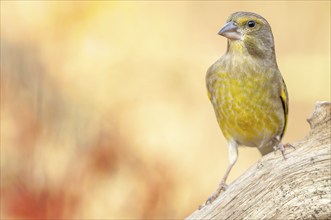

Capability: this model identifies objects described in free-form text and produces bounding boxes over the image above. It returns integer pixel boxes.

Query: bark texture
[187,101,331,220]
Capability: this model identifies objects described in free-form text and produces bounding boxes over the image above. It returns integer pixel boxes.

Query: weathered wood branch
[187,101,331,220]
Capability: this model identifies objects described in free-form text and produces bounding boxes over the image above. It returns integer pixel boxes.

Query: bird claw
[273,142,295,160]
[199,182,228,209]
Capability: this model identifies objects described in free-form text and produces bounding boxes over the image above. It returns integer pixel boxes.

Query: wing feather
[279,78,289,139]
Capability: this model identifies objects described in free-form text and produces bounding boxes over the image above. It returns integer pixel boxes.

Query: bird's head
[219,12,276,59]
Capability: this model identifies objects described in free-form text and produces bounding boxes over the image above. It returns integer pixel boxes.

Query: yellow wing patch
[280,79,289,139]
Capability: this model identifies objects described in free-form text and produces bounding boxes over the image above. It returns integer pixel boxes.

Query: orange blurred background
[1,1,330,219]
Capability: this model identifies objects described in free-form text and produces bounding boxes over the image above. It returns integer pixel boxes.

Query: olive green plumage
[204,11,289,204]
[206,11,288,155]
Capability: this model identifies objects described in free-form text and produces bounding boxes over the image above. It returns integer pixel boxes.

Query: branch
[186,101,331,219]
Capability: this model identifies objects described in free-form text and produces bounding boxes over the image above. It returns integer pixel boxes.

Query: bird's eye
[247,20,256,28]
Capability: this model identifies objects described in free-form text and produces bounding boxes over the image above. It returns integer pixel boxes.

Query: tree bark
[186,101,331,220]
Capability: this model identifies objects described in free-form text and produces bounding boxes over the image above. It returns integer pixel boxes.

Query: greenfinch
[205,11,289,204]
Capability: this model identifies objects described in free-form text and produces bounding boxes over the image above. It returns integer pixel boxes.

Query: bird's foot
[199,181,228,209]
[273,142,295,160]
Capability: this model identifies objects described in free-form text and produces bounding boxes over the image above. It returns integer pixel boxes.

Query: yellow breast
[206,58,285,147]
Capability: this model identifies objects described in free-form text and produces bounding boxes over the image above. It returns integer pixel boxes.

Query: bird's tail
[258,140,276,156]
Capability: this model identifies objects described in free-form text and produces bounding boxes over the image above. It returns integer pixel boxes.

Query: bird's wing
[279,77,289,139]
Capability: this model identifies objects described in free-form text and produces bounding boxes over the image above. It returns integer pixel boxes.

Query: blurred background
[1,1,330,219]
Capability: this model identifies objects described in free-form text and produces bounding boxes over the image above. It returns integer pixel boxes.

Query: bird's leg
[203,140,238,207]
[273,136,295,160]
[204,162,234,206]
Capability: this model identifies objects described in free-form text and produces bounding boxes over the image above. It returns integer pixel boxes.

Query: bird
[205,11,291,205]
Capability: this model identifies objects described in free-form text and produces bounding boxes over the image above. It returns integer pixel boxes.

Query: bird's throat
[227,38,276,62]
[227,40,246,55]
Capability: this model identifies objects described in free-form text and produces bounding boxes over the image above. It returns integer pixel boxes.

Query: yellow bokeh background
[1,1,330,219]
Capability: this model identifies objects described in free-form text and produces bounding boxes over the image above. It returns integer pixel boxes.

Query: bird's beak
[218,21,241,40]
